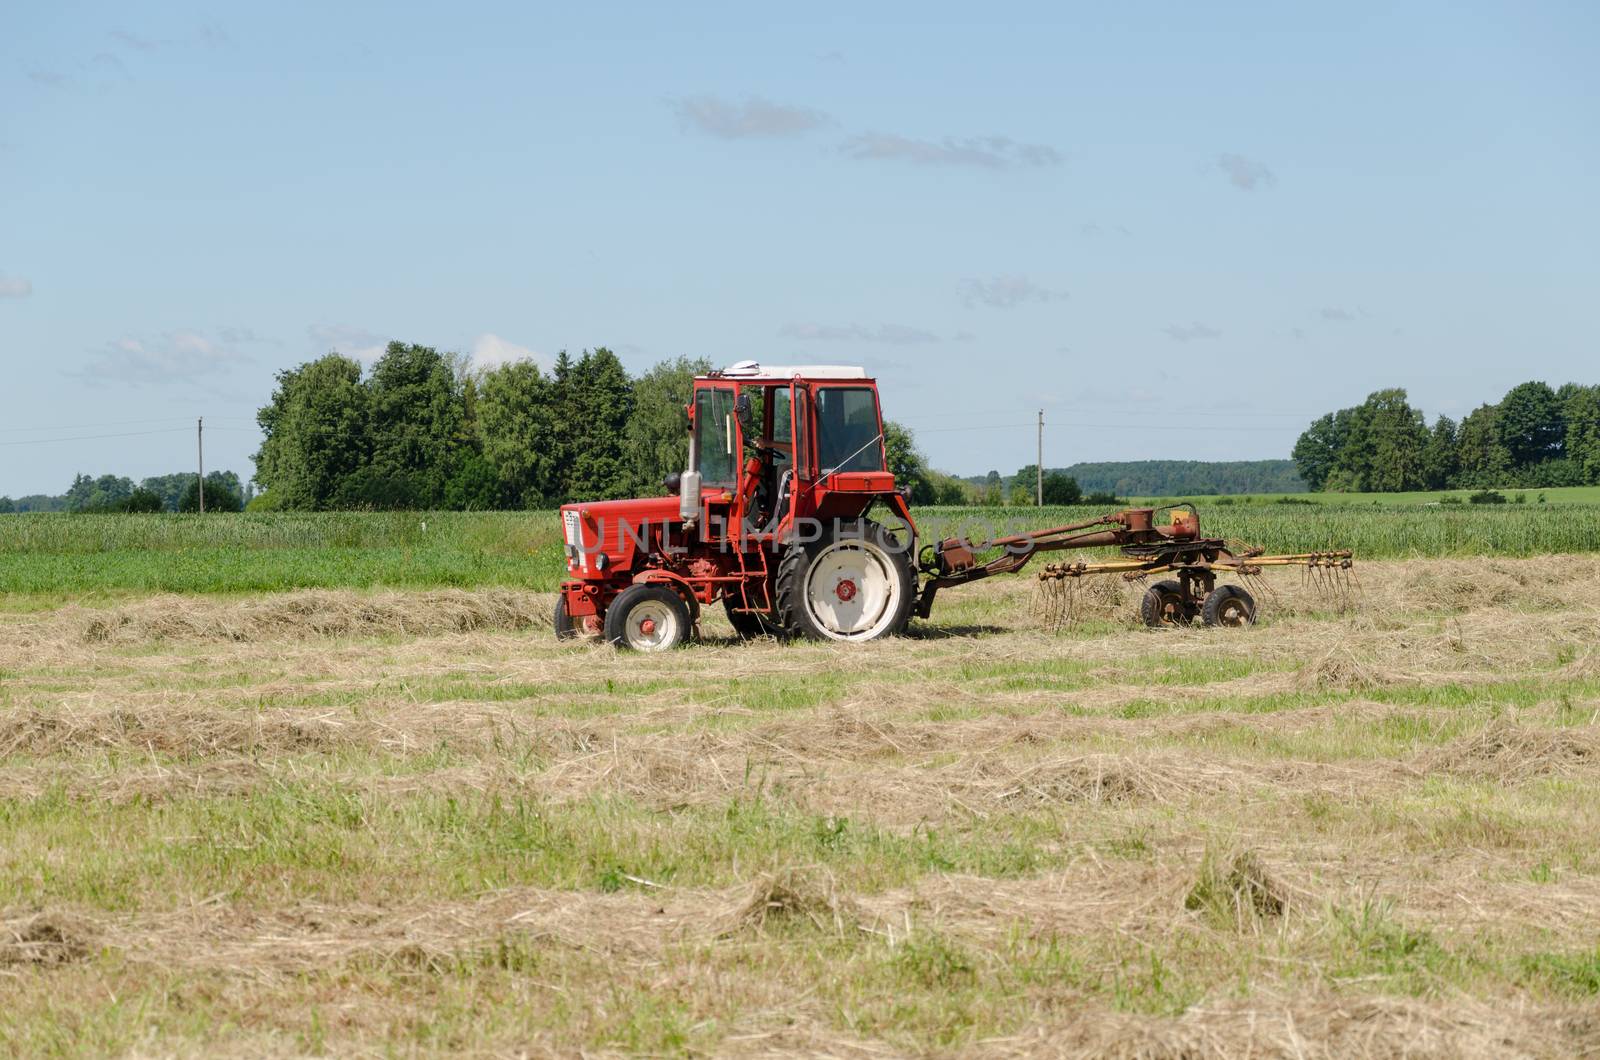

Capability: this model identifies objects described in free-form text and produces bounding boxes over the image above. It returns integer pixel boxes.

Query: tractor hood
[559,495,693,580]
[563,496,681,525]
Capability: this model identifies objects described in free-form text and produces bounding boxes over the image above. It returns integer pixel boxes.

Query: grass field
[3,509,1600,1055]
[2,504,1598,599]
[3,560,1600,1055]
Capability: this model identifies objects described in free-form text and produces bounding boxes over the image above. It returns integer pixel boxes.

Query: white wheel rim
[803,540,900,641]
[625,599,680,651]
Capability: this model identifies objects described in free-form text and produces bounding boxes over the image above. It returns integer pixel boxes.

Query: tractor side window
[769,387,791,467]
[694,387,738,486]
[815,387,884,473]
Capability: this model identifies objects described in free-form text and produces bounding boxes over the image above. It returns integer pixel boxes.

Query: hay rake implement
[915,504,1356,630]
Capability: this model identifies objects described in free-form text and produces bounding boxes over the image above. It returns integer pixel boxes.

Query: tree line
[252,342,997,511]
[1292,382,1600,492]
[0,471,246,514]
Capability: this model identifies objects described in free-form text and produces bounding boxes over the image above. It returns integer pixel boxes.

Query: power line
[0,416,195,434]
[0,427,191,447]
[914,420,1292,435]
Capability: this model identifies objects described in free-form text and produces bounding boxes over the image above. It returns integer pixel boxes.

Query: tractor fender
[630,569,703,622]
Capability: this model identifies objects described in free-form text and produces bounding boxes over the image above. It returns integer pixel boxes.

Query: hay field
[3,559,1600,1056]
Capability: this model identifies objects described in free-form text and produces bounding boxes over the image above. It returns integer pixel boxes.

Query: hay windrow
[1421,721,1600,781]
[75,589,551,645]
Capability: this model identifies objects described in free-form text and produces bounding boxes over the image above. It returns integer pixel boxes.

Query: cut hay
[78,589,551,645]
[1421,721,1600,782]
[717,866,857,937]
[1184,847,1287,930]
[1296,644,1407,691]
[0,910,98,966]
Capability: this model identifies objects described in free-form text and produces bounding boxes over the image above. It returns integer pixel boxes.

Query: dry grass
[2,555,1600,1056]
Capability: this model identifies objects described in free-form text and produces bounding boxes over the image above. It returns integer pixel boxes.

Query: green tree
[1359,389,1429,492]
[1041,471,1082,505]
[122,488,164,513]
[179,472,244,513]
[254,354,371,509]
[476,360,558,507]
[443,452,501,510]
[1421,415,1459,490]
[0,497,12,513]
[1456,404,1513,487]
[883,421,936,504]
[981,470,1003,505]
[1009,465,1040,505]
[1291,412,1351,491]
[1562,385,1600,485]
[364,342,467,508]
[627,357,710,494]
[1497,381,1564,469]
[558,348,634,501]
[65,473,135,512]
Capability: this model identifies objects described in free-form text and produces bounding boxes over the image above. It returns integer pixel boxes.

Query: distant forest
[960,460,1304,499]
[1,472,248,514]
[1292,382,1600,492]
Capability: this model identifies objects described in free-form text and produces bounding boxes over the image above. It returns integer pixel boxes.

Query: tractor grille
[562,510,582,570]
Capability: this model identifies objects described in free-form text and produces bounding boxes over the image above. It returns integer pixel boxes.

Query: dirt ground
[3,558,1599,1057]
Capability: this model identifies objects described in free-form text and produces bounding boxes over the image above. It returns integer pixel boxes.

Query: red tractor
[555,362,919,649]
[555,361,1354,649]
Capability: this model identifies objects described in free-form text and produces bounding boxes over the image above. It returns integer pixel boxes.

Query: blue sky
[3,2,1597,495]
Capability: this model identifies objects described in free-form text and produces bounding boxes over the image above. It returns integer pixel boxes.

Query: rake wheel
[1202,584,1256,628]
[1139,580,1195,627]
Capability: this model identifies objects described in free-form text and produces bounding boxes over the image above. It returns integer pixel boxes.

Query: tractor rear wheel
[1139,580,1194,627]
[723,597,777,639]
[1202,584,1256,627]
[776,520,915,642]
[604,585,692,651]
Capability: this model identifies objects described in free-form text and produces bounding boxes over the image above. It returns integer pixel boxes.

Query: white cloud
[307,323,387,363]
[842,133,1062,169]
[0,274,32,299]
[77,330,249,384]
[670,95,831,139]
[780,322,939,344]
[1319,307,1355,321]
[1163,322,1222,342]
[1216,153,1275,191]
[960,275,1067,309]
[471,333,552,371]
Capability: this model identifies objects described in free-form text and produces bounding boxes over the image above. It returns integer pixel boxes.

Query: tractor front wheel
[554,595,579,640]
[604,585,692,651]
[776,520,915,642]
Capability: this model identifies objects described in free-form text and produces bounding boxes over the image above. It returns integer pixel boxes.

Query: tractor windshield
[814,386,884,473]
[694,387,739,486]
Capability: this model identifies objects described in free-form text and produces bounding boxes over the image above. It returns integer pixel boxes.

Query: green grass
[4,502,1599,598]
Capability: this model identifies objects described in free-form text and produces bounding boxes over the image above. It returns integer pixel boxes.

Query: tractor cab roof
[704,360,871,382]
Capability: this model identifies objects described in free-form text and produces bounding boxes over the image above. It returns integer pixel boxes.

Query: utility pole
[197,418,205,514]
[1036,409,1044,506]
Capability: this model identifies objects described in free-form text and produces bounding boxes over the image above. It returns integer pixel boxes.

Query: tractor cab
[682,362,903,541]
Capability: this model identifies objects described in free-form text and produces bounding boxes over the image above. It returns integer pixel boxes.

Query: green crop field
[2,503,1598,601]
[1133,485,1600,507]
